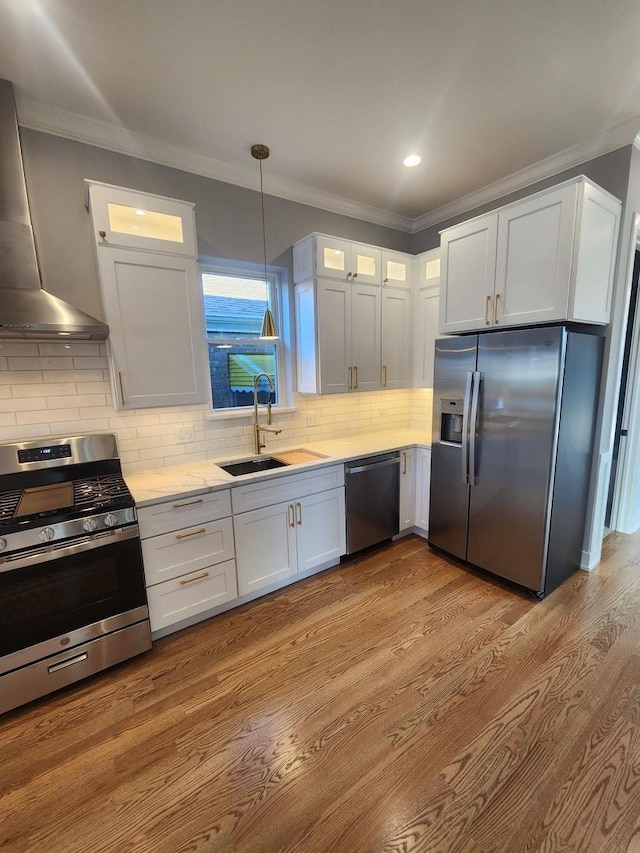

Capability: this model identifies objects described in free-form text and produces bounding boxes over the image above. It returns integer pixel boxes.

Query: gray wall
[411,146,633,254]
[20,129,412,321]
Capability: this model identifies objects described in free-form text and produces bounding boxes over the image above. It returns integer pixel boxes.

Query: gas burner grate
[0,489,21,522]
[73,474,132,509]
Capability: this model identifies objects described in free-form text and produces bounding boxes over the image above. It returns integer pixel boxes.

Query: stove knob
[40,527,55,543]
[103,513,118,528]
[83,518,98,533]
[0,538,6,552]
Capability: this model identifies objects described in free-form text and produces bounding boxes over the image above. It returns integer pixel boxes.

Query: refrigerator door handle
[461,371,473,484]
[469,370,482,485]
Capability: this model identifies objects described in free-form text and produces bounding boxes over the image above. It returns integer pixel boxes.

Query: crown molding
[17,96,640,238]
[411,116,640,233]
[17,97,414,233]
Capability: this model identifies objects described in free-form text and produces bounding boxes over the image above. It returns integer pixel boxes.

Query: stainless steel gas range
[0,433,151,714]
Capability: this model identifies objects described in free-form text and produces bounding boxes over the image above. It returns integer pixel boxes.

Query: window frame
[199,257,292,416]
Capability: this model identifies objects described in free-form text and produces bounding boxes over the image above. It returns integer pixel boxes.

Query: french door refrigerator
[428,325,603,597]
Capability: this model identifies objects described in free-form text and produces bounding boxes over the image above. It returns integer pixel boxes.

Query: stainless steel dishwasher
[344,452,400,554]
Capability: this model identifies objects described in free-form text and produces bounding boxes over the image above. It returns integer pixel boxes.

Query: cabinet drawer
[146,559,238,633]
[231,464,344,514]
[142,516,235,586]
[138,489,232,537]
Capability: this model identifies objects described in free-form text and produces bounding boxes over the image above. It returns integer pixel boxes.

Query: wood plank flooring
[2,531,640,852]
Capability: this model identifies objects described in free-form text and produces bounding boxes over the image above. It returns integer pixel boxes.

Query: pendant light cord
[259,158,268,287]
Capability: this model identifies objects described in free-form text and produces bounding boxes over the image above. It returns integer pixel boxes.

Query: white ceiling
[2,0,640,231]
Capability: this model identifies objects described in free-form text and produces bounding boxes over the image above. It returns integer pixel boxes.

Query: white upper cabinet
[381,287,412,389]
[413,248,441,388]
[294,233,382,284]
[87,182,208,410]
[439,213,498,333]
[439,176,621,334]
[382,250,412,286]
[87,182,197,256]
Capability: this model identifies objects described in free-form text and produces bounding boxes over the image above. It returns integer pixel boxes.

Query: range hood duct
[0,79,108,340]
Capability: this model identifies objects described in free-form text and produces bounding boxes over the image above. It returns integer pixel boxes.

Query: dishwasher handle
[345,455,400,475]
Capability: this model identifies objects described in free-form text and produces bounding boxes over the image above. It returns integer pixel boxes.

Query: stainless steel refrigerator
[428,325,603,597]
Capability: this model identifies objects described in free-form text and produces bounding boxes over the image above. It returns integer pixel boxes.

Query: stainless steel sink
[218,457,289,477]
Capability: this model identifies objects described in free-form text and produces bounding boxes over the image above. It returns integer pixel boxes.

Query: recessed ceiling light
[403,154,421,168]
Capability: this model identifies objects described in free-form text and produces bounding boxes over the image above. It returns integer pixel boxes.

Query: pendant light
[252,143,278,340]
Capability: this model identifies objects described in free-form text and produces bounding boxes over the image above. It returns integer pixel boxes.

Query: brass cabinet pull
[179,571,210,586]
[352,272,358,279]
[172,498,204,509]
[402,451,407,475]
[346,272,353,280]
[494,293,501,323]
[354,365,358,389]
[485,295,492,325]
[383,364,387,388]
[348,366,353,390]
[296,502,302,526]
[175,527,206,540]
[288,504,295,527]
[98,230,106,240]
[118,371,125,406]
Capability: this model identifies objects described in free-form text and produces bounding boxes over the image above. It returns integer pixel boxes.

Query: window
[200,261,287,411]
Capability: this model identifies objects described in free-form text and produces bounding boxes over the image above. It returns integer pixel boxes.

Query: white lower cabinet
[232,465,346,596]
[399,448,416,531]
[414,447,431,534]
[138,489,238,633]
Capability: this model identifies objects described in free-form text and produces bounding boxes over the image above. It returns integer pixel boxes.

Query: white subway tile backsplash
[57,394,107,409]
[37,343,102,357]
[0,343,40,357]
[72,357,108,370]
[0,397,47,413]
[45,369,105,383]
[8,357,71,371]
[16,409,80,425]
[0,413,17,427]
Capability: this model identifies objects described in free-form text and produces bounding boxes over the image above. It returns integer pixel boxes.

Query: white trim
[19,94,640,237]
[411,117,640,232]
[18,97,412,233]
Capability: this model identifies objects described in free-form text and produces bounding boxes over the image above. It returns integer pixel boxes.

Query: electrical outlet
[176,425,194,443]
[379,407,389,416]
[307,414,319,427]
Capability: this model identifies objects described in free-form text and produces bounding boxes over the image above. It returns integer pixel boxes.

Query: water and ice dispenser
[440,398,464,444]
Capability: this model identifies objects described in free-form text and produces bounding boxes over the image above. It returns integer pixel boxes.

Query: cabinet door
[295,488,346,573]
[315,235,353,280]
[440,214,498,334]
[351,243,382,285]
[234,501,297,595]
[414,248,441,290]
[382,250,411,287]
[414,447,431,531]
[295,281,319,394]
[88,182,197,256]
[381,287,412,389]
[351,283,381,391]
[399,448,416,531]
[414,285,440,388]
[96,247,208,409]
[495,184,576,327]
[317,279,351,394]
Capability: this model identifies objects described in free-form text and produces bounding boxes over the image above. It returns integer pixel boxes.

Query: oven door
[0,526,148,674]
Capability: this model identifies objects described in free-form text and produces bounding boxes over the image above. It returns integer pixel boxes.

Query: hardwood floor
[2,531,640,852]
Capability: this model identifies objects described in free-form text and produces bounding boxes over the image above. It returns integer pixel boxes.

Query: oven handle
[0,525,140,574]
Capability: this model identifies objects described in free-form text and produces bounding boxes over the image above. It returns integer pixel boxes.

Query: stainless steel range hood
[0,78,108,340]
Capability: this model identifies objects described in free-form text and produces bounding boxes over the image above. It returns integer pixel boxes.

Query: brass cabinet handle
[384,277,389,284]
[288,504,295,527]
[175,527,206,540]
[485,295,492,325]
[494,293,501,323]
[348,366,353,390]
[179,571,210,586]
[352,272,358,279]
[402,451,407,475]
[118,371,125,406]
[346,272,353,280]
[296,501,302,526]
[98,230,106,240]
[382,364,387,388]
[354,365,358,389]
[172,498,204,509]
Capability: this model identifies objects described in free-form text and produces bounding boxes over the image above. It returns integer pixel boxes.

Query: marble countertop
[125,429,430,507]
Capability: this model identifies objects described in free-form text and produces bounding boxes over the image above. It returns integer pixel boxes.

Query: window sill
[203,406,296,422]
